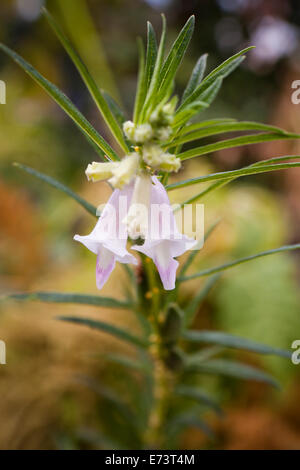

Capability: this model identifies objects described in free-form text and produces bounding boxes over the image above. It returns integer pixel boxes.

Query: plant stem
[144,341,174,448]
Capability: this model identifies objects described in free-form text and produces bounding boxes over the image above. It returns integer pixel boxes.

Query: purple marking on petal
[74,183,135,289]
[96,249,116,290]
[154,255,178,291]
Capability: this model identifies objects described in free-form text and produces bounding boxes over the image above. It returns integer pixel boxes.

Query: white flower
[123,120,135,141]
[108,153,140,189]
[131,177,196,290]
[155,126,172,142]
[134,123,153,143]
[123,173,152,239]
[85,161,118,182]
[142,144,181,172]
[74,185,137,290]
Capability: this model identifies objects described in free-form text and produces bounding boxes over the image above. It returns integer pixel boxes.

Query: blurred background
[0,0,300,449]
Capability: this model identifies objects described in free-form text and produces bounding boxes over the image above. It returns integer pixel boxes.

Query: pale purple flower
[132,177,196,290]
[74,184,137,290]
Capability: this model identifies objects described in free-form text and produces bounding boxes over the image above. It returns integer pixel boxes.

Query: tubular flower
[86,153,140,189]
[74,185,137,290]
[131,177,196,290]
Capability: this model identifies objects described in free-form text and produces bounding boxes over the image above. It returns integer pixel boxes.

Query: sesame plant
[1,10,300,449]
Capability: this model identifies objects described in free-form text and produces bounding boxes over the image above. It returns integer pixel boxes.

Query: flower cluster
[74,105,195,291]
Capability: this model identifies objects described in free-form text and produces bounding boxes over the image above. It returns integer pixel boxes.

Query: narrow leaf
[145,22,158,89]
[169,121,288,147]
[178,118,237,135]
[43,9,128,153]
[174,77,223,127]
[172,101,209,128]
[59,316,148,348]
[183,330,291,358]
[188,359,279,388]
[180,243,300,281]
[176,155,300,205]
[13,162,97,217]
[0,43,119,161]
[177,132,300,161]
[1,291,131,309]
[179,47,253,111]
[181,53,208,104]
[156,15,195,106]
[167,161,300,190]
[133,38,146,124]
[140,14,167,122]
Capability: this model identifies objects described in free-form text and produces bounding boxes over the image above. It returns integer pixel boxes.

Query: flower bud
[108,152,140,189]
[155,126,172,142]
[142,143,164,167]
[134,123,153,144]
[142,144,181,173]
[123,120,135,141]
[85,161,118,182]
[159,153,181,173]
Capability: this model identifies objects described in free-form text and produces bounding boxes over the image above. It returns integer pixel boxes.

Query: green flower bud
[123,120,135,141]
[108,152,140,189]
[134,123,153,144]
[85,161,118,182]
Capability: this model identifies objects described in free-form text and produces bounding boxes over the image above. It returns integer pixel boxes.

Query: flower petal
[96,247,116,290]
[132,176,196,290]
[74,184,137,289]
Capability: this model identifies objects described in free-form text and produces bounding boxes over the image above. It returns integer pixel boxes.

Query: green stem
[144,339,174,448]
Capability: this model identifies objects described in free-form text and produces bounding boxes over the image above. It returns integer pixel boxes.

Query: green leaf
[178,118,237,135]
[155,15,195,107]
[169,120,288,147]
[183,330,291,358]
[58,316,148,348]
[43,8,128,153]
[174,77,223,128]
[176,155,300,205]
[180,243,300,281]
[167,161,300,190]
[140,14,167,122]
[1,291,131,309]
[133,38,146,124]
[175,385,223,416]
[145,21,158,90]
[178,47,253,111]
[13,162,97,217]
[172,101,209,128]
[184,275,221,326]
[177,132,300,161]
[188,359,279,388]
[181,53,208,104]
[0,43,119,161]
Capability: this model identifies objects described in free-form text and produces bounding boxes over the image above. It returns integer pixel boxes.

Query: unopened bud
[108,152,140,189]
[85,161,118,182]
[134,123,153,144]
[123,120,135,141]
